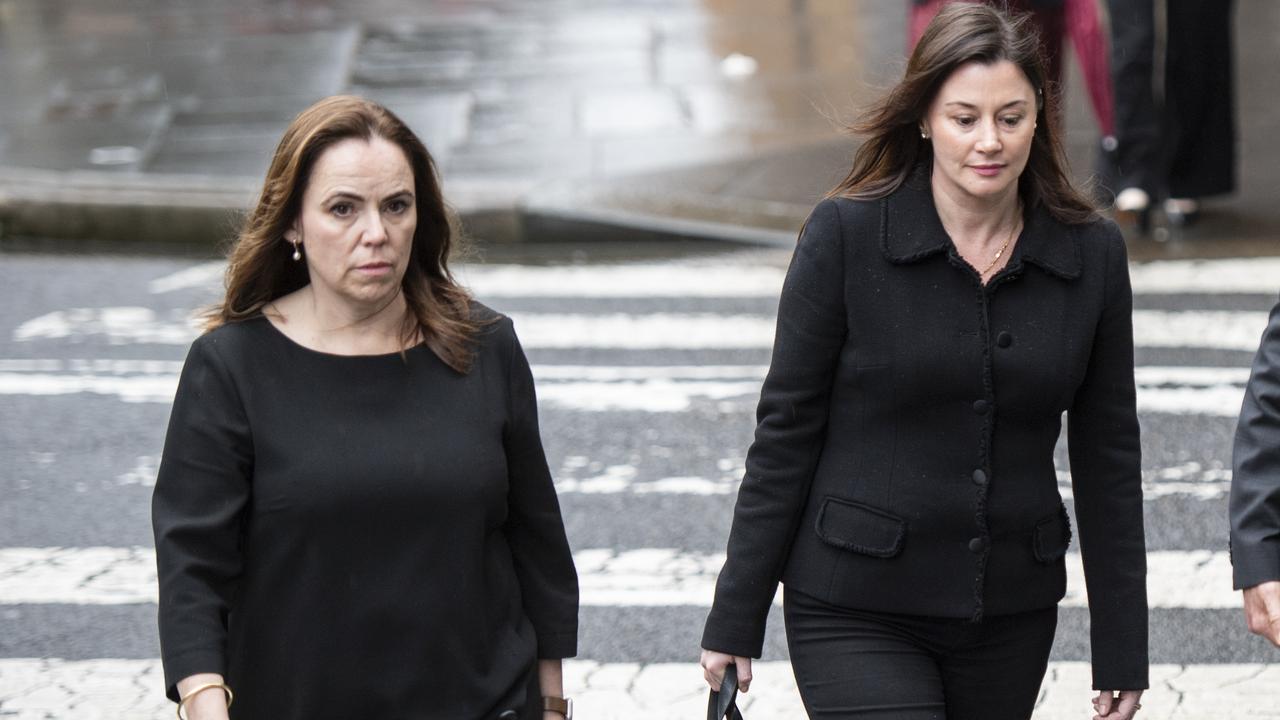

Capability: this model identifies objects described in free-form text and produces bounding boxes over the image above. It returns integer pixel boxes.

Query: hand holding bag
[706,663,745,720]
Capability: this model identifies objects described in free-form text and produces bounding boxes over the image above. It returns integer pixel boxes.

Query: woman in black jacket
[700,5,1147,719]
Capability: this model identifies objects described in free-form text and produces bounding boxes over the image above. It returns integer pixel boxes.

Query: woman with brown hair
[700,4,1147,719]
[153,95,578,720]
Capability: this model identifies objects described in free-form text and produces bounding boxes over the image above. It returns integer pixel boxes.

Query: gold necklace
[978,218,1020,277]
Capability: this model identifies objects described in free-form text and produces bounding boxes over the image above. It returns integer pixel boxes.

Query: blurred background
[1,1,1278,718]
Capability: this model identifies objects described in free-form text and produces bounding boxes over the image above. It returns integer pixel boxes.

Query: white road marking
[1128,257,1280,295]
[14,307,1272,352]
[1132,310,1270,351]
[144,256,1280,298]
[461,263,791,298]
[0,360,1255,415]
[0,547,1239,609]
[146,261,225,294]
[0,659,1274,720]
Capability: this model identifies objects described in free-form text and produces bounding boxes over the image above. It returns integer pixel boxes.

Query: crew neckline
[256,315,428,360]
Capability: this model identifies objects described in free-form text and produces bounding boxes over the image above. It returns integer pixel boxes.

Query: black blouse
[153,310,578,719]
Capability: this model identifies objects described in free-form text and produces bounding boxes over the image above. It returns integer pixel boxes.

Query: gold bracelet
[177,682,233,720]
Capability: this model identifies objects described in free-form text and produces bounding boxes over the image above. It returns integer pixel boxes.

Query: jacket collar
[881,165,1082,281]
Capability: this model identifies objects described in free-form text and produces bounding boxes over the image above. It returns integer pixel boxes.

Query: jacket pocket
[815,496,906,558]
[1032,506,1073,562]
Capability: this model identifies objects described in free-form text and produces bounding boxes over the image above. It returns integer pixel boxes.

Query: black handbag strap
[707,663,745,720]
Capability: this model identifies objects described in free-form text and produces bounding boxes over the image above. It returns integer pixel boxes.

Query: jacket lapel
[879,166,1082,281]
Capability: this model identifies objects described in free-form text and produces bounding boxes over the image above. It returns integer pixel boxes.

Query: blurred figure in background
[1108,0,1236,230]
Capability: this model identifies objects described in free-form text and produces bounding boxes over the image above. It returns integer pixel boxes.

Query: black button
[996,331,1013,348]
[968,537,987,553]
[972,469,988,485]
[973,399,990,414]
[498,712,519,720]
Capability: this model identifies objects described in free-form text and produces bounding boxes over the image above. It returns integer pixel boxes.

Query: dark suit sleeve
[701,199,848,657]
[502,320,579,659]
[1230,297,1280,589]
[152,334,254,701]
[1066,226,1149,691]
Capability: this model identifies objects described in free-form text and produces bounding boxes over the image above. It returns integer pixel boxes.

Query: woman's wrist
[180,689,230,720]
[175,673,231,720]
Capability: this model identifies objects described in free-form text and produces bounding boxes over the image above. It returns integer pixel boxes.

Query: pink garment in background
[908,0,1113,136]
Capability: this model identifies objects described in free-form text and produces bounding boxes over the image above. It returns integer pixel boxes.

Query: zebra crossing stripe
[0,359,1260,416]
[144,257,1280,297]
[0,659,1274,719]
[11,307,1272,351]
[0,547,1240,609]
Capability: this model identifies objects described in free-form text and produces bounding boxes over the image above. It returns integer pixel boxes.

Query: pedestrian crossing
[9,305,1276,351]
[1,251,1278,718]
[0,545,1241,609]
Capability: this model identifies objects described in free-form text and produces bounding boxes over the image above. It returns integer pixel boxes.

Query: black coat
[702,173,1149,691]
[1231,298,1280,589]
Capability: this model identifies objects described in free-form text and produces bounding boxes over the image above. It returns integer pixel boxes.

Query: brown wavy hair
[828,1,1096,224]
[205,95,480,373]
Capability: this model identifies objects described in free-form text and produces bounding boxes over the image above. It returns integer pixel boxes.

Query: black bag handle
[707,663,745,720]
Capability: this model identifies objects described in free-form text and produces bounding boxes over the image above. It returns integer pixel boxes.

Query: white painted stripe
[146,257,1280,299]
[1129,257,1280,295]
[0,547,158,605]
[0,360,1254,415]
[145,260,793,298]
[1135,366,1251,385]
[509,313,777,349]
[0,547,1239,609]
[461,263,791,298]
[2,659,1274,720]
[12,308,201,345]
[14,307,1271,352]
[533,364,768,380]
[1132,310,1270,351]
[0,373,180,403]
[147,261,226,294]
[0,358,185,374]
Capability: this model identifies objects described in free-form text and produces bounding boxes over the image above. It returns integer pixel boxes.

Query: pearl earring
[291,239,302,261]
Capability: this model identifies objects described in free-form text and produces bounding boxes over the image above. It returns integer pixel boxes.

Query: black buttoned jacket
[702,174,1149,691]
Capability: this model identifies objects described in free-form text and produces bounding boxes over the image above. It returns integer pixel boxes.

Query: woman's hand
[1092,689,1143,719]
[175,673,230,720]
[700,649,752,693]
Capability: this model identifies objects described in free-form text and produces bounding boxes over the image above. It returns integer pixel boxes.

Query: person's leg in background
[1107,0,1160,229]
[1163,0,1236,224]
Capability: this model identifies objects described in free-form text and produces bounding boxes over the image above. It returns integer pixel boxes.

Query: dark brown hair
[829,1,1096,223]
[206,95,480,373]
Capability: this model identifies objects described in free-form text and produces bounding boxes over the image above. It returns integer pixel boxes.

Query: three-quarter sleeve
[501,320,579,659]
[701,199,848,658]
[152,334,254,701]
[1231,298,1280,589]
[1066,226,1149,691]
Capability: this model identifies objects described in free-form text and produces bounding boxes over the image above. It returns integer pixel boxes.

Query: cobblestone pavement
[2,658,1278,719]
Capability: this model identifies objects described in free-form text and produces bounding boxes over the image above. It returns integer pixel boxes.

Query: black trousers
[783,587,1058,720]
[1108,0,1235,199]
